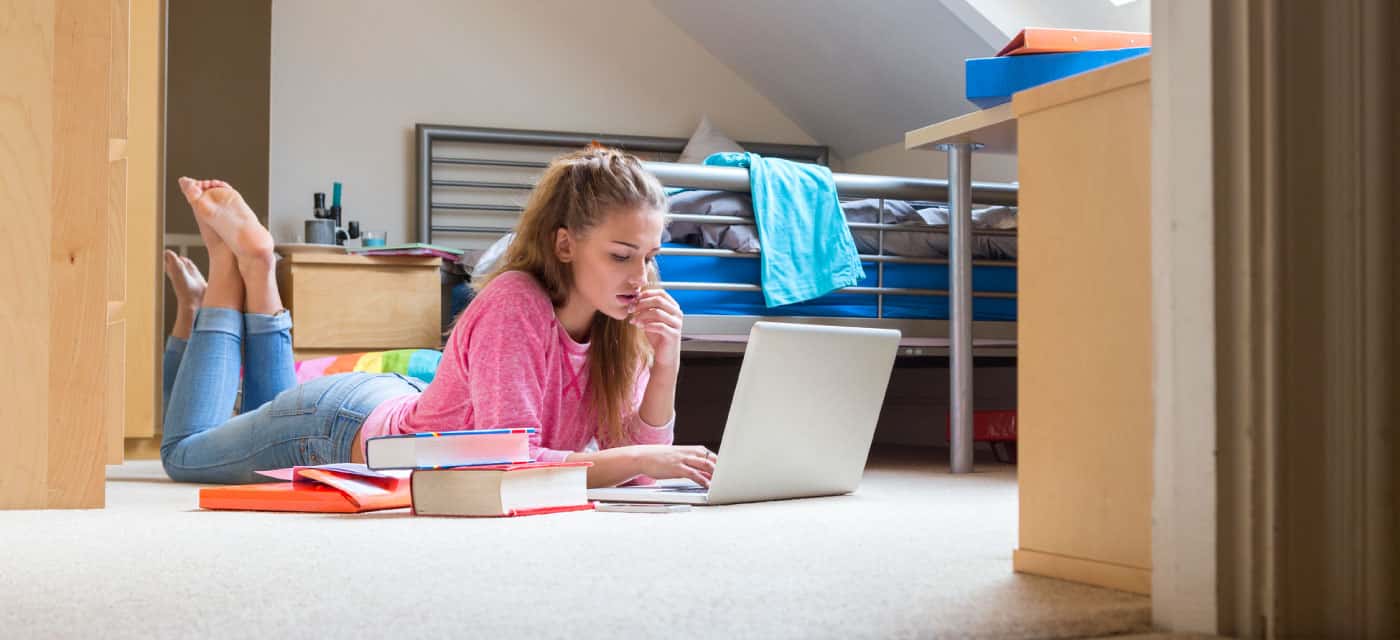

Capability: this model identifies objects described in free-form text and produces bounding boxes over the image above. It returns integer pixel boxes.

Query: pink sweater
[357,270,674,462]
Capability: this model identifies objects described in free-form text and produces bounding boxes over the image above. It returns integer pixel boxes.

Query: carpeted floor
[0,447,1151,639]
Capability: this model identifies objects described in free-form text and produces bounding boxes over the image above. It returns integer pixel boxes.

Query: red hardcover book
[997,27,1151,57]
[199,464,410,513]
[410,461,595,517]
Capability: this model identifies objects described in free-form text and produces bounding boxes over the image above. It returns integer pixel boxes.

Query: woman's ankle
[171,308,197,339]
[235,248,277,280]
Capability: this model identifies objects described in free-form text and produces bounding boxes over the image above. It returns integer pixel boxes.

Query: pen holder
[305,219,337,245]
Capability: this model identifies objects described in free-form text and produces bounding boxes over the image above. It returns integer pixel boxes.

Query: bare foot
[178,177,275,266]
[164,249,206,339]
[184,179,233,264]
[164,249,207,306]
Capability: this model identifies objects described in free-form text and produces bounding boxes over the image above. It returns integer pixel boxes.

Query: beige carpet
[1,447,1150,639]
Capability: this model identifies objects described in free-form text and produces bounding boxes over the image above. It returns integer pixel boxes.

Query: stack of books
[368,428,593,518]
[965,27,1151,108]
[199,428,593,517]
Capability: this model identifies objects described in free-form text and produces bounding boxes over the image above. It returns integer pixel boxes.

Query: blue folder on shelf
[965,47,1150,108]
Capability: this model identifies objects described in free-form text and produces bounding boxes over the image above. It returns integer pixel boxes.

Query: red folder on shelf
[199,464,411,513]
[997,28,1151,56]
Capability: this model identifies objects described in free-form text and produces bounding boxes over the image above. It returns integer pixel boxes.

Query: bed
[413,123,1019,468]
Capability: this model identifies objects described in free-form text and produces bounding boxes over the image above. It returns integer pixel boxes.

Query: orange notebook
[997,28,1151,57]
[199,464,411,513]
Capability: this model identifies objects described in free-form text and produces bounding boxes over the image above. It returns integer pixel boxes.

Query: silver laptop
[587,321,900,506]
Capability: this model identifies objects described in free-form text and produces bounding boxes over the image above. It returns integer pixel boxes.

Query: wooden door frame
[1151,0,1397,636]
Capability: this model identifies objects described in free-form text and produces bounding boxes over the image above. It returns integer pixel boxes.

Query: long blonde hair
[476,146,668,446]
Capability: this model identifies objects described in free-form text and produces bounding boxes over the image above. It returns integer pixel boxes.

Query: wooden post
[106,0,130,465]
[124,0,162,443]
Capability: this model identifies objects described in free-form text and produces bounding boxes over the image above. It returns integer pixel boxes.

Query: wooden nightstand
[275,252,443,360]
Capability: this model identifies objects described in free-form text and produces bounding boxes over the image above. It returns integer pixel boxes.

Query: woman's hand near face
[629,288,683,370]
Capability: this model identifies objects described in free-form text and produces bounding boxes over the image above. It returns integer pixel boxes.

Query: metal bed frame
[414,124,1018,473]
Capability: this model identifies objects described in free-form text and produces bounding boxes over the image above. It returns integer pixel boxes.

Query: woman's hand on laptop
[567,444,716,488]
[633,444,716,488]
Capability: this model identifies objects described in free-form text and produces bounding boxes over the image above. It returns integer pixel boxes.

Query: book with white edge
[364,428,534,471]
[411,462,595,517]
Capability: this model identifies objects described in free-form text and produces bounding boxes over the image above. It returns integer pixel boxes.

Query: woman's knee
[160,450,197,483]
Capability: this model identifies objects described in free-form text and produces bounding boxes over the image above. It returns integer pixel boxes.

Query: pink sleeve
[459,288,575,464]
[615,363,676,447]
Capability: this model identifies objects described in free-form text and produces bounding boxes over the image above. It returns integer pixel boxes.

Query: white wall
[269,0,817,244]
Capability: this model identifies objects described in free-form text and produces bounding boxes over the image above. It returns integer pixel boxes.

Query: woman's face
[556,205,666,321]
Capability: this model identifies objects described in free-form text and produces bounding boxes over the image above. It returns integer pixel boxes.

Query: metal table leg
[938,142,976,474]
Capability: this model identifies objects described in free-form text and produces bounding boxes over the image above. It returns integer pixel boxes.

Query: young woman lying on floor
[160,146,716,487]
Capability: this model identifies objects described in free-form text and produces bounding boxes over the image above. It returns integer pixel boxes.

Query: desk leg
[940,142,975,474]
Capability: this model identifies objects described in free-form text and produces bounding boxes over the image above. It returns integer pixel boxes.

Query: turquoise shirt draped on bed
[703,152,865,307]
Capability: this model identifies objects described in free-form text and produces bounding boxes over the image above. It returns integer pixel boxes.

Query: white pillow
[677,115,746,164]
[472,232,514,285]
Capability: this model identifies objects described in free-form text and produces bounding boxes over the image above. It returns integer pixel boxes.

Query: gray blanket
[663,191,1017,260]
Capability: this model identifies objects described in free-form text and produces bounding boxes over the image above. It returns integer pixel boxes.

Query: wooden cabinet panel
[1,0,60,510]
[124,0,161,440]
[0,0,117,509]
[1013,57,1154,593]
[276,253,443,354]
[105,0,130,465]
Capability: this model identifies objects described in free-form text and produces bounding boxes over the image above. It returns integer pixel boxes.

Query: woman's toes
[178,177,202,204]
[181,256,208,286]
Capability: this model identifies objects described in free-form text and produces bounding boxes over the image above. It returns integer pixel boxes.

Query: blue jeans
[161,307,425,484]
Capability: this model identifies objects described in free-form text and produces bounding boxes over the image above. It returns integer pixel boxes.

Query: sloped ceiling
[652,0,1149,160]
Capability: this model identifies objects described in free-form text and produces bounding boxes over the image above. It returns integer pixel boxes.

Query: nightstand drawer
[276,253,442,351]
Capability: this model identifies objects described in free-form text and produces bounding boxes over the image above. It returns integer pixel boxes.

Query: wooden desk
[906,56,1153,595]
[905,102,1017,153]
[275,252,443,360]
